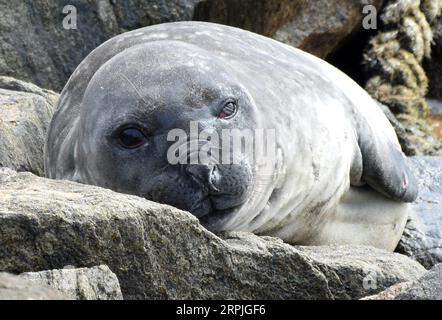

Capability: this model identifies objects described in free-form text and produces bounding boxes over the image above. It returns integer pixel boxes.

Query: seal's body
[45,22,417,251]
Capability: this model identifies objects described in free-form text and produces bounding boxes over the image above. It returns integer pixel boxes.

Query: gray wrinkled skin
[45,22,417,250]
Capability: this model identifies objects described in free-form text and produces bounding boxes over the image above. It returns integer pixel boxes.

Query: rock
[194,0,384,59]
[0,272,71,300]
[379,100,442,156]
[397,157,442,269]
[0,0,200,91]
[0,0,383,91]
[363,264,442,300]
[428,99,442,140]
[0,168,425,299]
[361,282,412,300]
[428,99,442,116]
[19,265,123,300]
[0,76,58,176]
[377,102,418,156]
[394,264,442,300]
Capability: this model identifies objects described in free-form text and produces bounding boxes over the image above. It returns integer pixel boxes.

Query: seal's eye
[218,101,237,119]
[118,127,146,149]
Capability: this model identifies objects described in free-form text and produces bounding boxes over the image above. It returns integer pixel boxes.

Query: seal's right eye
[118,127,146,149]
[218,100,238,119]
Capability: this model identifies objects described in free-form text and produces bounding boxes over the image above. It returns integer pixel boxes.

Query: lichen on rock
[364,0,442,155]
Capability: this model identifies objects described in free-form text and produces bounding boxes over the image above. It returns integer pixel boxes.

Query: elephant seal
[45,22,418,251]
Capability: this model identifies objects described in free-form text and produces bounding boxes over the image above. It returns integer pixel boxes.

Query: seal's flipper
[354,115,418,203]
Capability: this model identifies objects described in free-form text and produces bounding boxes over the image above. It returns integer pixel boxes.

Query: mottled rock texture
[0,0,383,91]
[397,157,442,269]
[0,272,70,300]
[19,265,123,300]
[363,263,442,300]
[0,76,58,176]
[0,168,425,299]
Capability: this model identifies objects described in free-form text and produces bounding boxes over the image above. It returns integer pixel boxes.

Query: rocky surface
[394,263,442,300]
[397,157,442,269]
[194,0,384,59]
[0,272,71,300]
[0,76,58,176]
[19,265,123,300]
[428,99,442,116]
[362,282,413,300]
[0,0,383,91]
[363,263,442,300]
[378,103,419,156]
[0,167,426,300]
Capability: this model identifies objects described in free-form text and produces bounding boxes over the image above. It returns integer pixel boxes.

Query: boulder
[397,157,442,269]
[0,168,425,300]
[0,0,383,91]
[19,265,123,300]
[194,0,384,59]
[394,263,442,300]
[363,263,442,300]
[0,0,202,91]
[361,282,413,300]
[428,99,442,116]
[378,102,418,156]
[0,272,71,300]
[0,76,58,176]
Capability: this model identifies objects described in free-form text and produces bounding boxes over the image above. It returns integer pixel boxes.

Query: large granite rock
[194,0,384,59]
[397,157,442,269]
[0,77,58,176]
[0,167,425,300]
[363,263,442,300]
[394,263,442,300]
[0,0,383,91]
[0,272,70,300]
[19,265,123,300]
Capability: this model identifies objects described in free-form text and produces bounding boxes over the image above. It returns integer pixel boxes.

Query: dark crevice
[326,27,378,87]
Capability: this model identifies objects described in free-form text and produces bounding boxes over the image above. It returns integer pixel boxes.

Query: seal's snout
[182,161,252,219]
[186,164,220,193]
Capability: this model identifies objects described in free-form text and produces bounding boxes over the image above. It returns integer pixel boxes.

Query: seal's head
[70,41,272,227]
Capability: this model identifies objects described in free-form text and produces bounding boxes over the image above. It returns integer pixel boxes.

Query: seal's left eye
[118,127,146,149]
[218,101,237,119]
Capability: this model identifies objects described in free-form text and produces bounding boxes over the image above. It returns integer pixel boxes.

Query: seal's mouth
[191,194,246,220]
[198,207,239,231]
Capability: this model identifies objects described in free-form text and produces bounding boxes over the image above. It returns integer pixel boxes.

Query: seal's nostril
[209,165,220,192]
[186,164,219,190]
[186,164,208,184]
